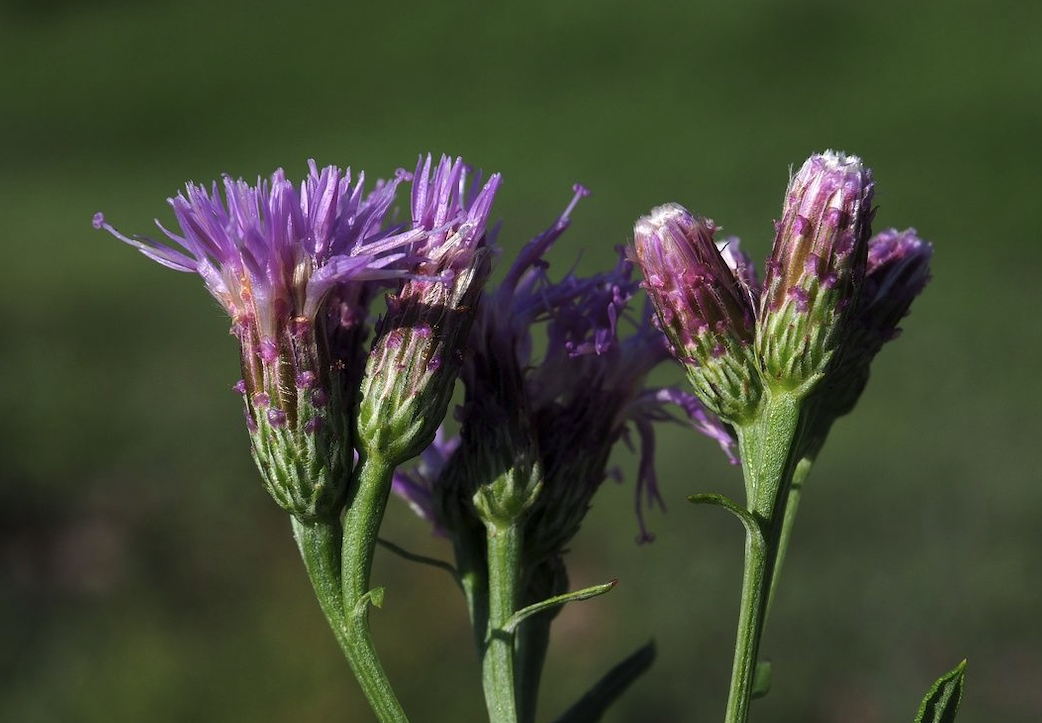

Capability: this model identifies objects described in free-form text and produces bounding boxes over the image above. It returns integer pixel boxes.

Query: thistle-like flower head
[632,203,762,423]
[358,155,500,465]
[757,150,875,395]
[95,161,418,519]
[398,186,736,552]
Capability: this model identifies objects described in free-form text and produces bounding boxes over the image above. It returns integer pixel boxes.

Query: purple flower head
[402,185,735,553]
[811,228,933,427]
[96,161,421,520]
[631,203,762,423]
[358,156,501,465]
[757,150,875,394]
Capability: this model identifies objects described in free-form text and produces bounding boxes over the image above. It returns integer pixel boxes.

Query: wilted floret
[756,151,875,395]
[95,161,419,520]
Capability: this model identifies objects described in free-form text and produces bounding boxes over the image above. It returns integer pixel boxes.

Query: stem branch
[337,454,410,723]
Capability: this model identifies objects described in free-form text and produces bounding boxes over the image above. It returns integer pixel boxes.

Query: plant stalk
[338,453,410,723]
[483,521,523,723]
[725,388,803,723]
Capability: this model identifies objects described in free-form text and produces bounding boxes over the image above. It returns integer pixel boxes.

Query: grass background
[2,0,1040,721]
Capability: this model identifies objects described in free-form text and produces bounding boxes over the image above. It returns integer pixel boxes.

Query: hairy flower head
[95,161,419,519]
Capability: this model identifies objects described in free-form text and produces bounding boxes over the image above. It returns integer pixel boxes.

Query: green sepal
[914,660,966,723]
[551,641,656,723]
[751,661,771,700]
[249,387,349,521]
[502,579,617,634]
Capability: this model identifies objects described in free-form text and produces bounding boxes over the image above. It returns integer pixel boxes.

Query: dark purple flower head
[631,203,762,423]
[809,228,933,428]
[96,161,421,520]
[358,156,501,466]
[757,150,875,395]
[394,185,735,552]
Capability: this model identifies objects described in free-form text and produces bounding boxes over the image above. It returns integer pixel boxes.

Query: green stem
[515,612,551,723]
[725,388,803,723]
[723,521,768,723]
[339,453,410,723]
[292,515,348,647]
[483,522,523,723]
[765,455,813,618]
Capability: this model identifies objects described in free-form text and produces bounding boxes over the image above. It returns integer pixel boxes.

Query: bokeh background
[2,0,1040,721]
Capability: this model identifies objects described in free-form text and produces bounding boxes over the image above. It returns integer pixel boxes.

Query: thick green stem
[293,515,348,646]
[338,454,410,723]
[725,388,803,723]
[483,522,523,723]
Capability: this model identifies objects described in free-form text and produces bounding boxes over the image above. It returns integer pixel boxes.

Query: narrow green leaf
[688,493,764,546]
[502,580,617,634]
[751,661,771,700]
[551,641,656,723]
[915,660,967,723]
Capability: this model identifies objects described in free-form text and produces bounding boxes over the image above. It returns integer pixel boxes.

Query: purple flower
[812,228,933,425]
[631,203,762,423]
[757,150,876,393]
[358,156,501,465]
[95,161,421,519]
[396,185,736,548]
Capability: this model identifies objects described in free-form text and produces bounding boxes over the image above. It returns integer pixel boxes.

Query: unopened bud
[757,150,875,395]
[358,251,491,465]
[632,203,761,423]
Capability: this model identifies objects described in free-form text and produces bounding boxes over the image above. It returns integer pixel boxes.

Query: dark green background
[2,0,1039,721]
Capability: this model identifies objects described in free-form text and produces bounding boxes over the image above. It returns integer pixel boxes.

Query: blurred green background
[2,0,1040,721]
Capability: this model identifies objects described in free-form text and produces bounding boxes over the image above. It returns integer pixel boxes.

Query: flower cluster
[95,156,499,521]
[393,185,736,555]
[632,150,931,435]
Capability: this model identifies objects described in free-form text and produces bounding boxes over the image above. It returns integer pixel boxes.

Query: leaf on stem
[502,580,618,634]
[687,493,764,545]
[355,586,386,613]
[551,641,657,723]
[914,660,967,723]
[751,661,771,700]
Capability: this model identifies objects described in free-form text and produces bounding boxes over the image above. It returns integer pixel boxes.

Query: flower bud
[632,203,761,423]
[358,156,500,466]
[358,249,492,465]
[812,228,933,424]
[757,151,875,394]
